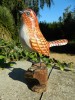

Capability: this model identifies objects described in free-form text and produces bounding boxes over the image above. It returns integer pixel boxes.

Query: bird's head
[19,9,39,29]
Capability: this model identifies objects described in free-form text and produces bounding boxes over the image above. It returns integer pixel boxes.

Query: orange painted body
[19,9,68,57]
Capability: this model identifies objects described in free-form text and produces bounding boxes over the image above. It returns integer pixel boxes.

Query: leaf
[0,55,5,59]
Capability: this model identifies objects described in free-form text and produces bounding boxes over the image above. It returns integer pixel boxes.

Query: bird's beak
[19,10,23,14]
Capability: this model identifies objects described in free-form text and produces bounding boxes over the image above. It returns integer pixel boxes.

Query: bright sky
[38,0,75,23]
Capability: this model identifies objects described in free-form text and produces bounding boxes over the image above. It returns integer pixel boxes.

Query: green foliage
[0,0,52,28]
[2,0,17,10]
[0,55,6,69]
[51,58,73,71]
[0,6,15,34]
[1,0,51,11]
[0,23,12,41]
[24,0,52,10]
[0,0,53,42]
[0,39,23,61]
[0,55,16,69]
[1,0,26,11]
[39,22,63,41]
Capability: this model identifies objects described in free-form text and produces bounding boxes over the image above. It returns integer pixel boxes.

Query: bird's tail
[49,39,68,47]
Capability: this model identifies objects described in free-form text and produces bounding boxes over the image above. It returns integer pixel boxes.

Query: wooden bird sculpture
[19,9,68,93]
[19,9,68,57]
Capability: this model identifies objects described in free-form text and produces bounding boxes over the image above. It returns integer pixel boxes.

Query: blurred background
[0,0,75,61]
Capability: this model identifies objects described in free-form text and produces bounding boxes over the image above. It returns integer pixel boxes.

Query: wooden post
[24,63,48,93]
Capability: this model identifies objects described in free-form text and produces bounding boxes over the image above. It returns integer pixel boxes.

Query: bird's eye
[26,12,30,16]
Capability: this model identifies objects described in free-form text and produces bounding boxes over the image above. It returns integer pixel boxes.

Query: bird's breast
[19,24,32,50]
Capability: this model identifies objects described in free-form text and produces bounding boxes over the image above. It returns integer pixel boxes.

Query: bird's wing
[29,32,50,56]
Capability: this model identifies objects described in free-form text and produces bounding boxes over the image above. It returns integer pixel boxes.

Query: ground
[51,53,75,65]
[0,53,75,100]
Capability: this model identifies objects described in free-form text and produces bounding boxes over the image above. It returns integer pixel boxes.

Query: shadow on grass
[0,58,16,69]
[50,43,75,54]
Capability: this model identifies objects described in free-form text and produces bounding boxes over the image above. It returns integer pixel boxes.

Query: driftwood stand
[24,63,48,93]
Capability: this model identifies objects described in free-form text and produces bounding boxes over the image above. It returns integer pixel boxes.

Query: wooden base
[24,63,48,93]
